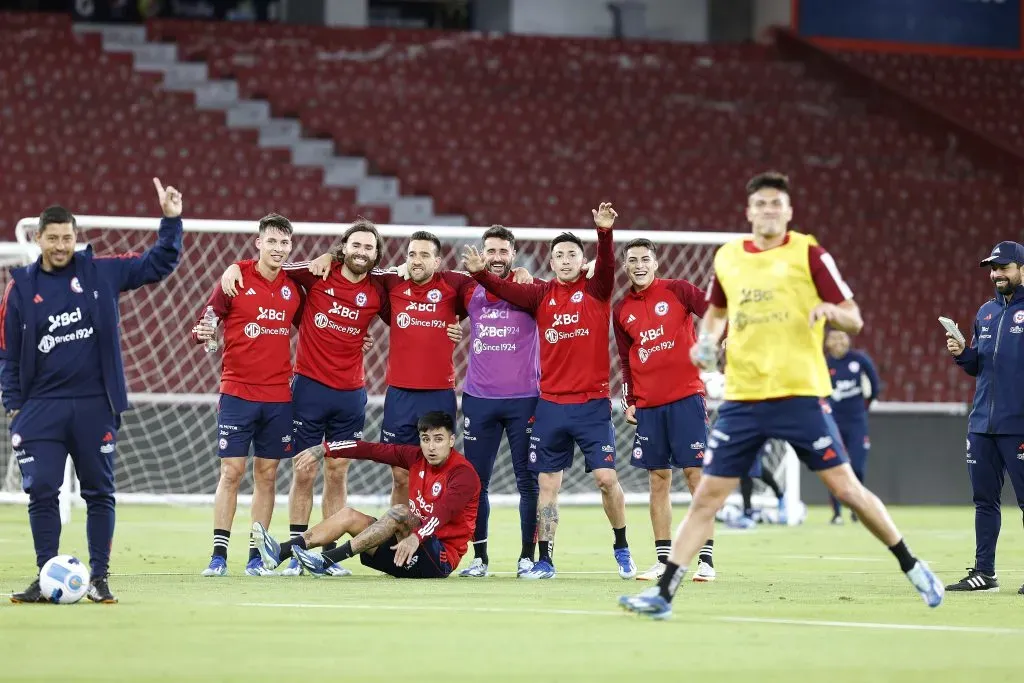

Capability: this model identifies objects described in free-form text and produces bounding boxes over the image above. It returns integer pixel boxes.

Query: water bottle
[202,306,220,353]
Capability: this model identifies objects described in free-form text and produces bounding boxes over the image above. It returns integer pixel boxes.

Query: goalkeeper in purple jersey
[457,226,541,578]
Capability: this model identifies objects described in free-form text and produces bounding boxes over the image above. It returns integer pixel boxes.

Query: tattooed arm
[348,504,423,559]
[293,440,419,475]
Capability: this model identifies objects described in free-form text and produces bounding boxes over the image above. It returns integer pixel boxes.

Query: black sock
[759,469,783,499]
[473,540,489,565]
[520,542,536,562]
[655,540,671,564]
[248,532,260,561]
[888,538,918,573]
[213,528,230,559]
[323,542,337,552]
[278,535,305,562]
[289,524,307,539]
[698,539,714,567]
[539,541,552,563]
[612,526,628,550]
[323,540,354,565]
[831,495,842,517]
[740,476,754,515]
[657,561,687,603]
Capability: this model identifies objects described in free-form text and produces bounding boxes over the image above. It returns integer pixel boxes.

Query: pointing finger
[152,177,165,195]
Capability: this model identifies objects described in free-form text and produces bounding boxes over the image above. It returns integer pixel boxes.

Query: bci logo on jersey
[48,307,82,332]
[407,302,438,313]
[257,307,286,321]
[328,302,359,320]
[639,325,664,345]
[552,312,580,327]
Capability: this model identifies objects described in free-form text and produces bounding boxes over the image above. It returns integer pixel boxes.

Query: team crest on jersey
[218,438,228,450]
[1015,311,1024,324]
[431,482,442,496]
[849,361,860,373]
[70,277,83,294]
[570,291,584,303]
[356,292,368,307]
[11,433,21,448]
[464,416,470,428]
[281,286,292,300]
[654,301,669,316]
[632,447,642,459]
[427,289,442,303]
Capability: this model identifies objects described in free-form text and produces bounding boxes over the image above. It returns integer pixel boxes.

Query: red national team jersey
[470,228,614,404]
[613,278,708,408]
[193,262,302,402]
[235,259,390,391]
[379,271,475,390]
[324,440,480,569]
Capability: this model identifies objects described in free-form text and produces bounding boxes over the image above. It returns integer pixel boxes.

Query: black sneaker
[86,576,118,604]
[10,578,48,604]
[945,567,999,592]
[1017,583,1023,595]
[850,511,859,524]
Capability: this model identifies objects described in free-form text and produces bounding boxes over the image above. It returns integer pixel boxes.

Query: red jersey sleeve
[439,271,476,318]
[612,301,636,407]
[666,279,709,317]
[471,270,545,313]
[371,277,392,325]
[372,270,403,292]
[191,285,231,344]
[808,246,854,305]
[324,440,420,469]
[415,464,480,542]
[706,273,727,307]
[584,228,614,302]
[281,261,321,290]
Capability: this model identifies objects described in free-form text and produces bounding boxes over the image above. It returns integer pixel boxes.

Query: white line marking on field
[719,617,1023,635]
[233,602,1024,634]
[782,555,885,562]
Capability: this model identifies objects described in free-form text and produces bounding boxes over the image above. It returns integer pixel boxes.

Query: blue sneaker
[727,515,756,530]
[619,587,672,620]
[279,557,303,576]
[614,547,637,579]
[201,555,227,577]
[293,545,328,577]
[906,560,944,608]
[251,521,281,570]
[245,557,275,576]
[519,559,556,580]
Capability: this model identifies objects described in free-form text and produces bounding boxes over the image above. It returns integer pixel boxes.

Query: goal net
[1,216,802,522]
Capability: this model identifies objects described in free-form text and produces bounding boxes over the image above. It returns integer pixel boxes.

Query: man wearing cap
[945,241,1024,595]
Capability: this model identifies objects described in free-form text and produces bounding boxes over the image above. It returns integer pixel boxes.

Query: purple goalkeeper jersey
[462,282,540,399]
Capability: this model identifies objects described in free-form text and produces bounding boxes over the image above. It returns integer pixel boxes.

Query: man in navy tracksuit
[2,179,183,603]
[825,328,881,524]
[945,241,1024,595]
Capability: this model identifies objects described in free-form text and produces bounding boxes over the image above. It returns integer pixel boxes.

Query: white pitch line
[719,617,1023,635]
[233,602,1024,635]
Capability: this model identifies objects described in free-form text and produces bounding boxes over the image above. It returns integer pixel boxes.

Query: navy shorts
[359,534,453,578]
[291,374,367,452]
[704,397,848,478]
[217,394,294,459]
[528,398,617,473]
[630,394,709,470]
[381,387,457,446]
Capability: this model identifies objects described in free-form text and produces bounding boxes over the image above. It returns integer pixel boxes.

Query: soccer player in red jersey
[461,203,636,580]
[613,238,716,582]
[220,220,391,576]
[252,411,480,578]
[192,213,302,577]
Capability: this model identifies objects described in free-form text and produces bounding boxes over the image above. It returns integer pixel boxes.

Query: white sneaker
[516,557,534,577]
[325,564,352,577]
[279,557,303,576]
[692,560,716,582]
[636,562,666,581]
[459,558,490,577]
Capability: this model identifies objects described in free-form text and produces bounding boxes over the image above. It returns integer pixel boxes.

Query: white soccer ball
[39,555,90,604]
[701,371,726,401]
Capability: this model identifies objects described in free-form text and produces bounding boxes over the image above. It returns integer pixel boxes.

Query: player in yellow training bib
[618,171,944,619]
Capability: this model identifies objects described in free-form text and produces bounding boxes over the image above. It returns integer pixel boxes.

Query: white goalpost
[0,216,804,524]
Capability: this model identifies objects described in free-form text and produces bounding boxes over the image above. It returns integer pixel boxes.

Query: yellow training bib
[713,231,832,401]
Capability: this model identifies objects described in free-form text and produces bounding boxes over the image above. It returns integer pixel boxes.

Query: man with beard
[945,241,1024,595]
[457,225,541,578]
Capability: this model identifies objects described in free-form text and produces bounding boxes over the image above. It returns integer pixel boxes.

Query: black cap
[980,241,1024,267]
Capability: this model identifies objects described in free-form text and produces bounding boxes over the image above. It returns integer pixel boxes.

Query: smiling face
[624,245,658,289]
[550,240,584,283]
[990,262,1022,296]
[256,227,293,270]
[36,222,76,271]
[746,187,793,241]
[407,239,441,285]
[825,329,850,358]
[483,237,515,278]
[341,229,379,276]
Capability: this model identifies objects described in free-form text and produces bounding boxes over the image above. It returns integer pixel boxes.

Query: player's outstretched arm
[585,202,616,301]
[461,245,544,313]
[0,280,24,414]
[99,178,184,292]
[293,440,420,474]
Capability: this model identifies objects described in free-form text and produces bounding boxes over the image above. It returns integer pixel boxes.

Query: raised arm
[584,203,617,302]
[0,280,24,413]
[96,178,184,292]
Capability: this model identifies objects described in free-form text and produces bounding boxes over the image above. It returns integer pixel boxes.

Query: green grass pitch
[1,504,1021,682]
